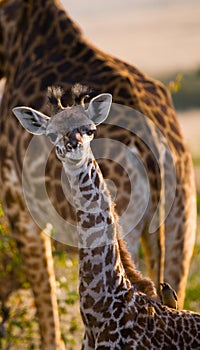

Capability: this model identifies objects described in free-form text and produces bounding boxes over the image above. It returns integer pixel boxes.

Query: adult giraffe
[0,0,196,348]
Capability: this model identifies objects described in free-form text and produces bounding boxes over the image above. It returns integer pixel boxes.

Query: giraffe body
[13,90,200,350]
[0,0,197,347]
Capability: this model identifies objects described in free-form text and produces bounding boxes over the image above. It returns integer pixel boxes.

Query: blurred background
[1,1,200,349]
[63,0,200,75]
[62,0,200,157]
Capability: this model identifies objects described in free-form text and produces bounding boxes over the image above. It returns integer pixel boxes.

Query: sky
[61,0,200,75]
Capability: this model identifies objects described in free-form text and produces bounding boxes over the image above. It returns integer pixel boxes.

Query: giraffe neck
[64,152,116,247]
[62,151,132,315]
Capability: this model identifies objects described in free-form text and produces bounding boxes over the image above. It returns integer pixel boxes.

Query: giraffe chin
[66,153,83,164]
[56,148,84,165]
[60,141,92,165]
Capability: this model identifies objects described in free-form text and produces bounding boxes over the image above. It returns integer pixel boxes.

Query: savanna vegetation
[160,66,200,110]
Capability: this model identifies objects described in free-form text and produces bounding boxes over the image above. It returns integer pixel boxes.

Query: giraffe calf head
[12,89,112,164]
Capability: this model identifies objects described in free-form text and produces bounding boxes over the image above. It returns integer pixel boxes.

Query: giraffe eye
[87,130,95,136]
[48,133,57,142]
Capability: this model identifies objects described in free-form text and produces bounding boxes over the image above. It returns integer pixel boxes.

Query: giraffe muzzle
[65,139,82,151]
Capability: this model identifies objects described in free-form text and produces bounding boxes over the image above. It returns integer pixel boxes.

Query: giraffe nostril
[56,145,65,157]
[66,143,73,151]
[56,145,60,153]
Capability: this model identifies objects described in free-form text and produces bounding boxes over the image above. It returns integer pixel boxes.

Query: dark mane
[113,210,159,300]
[118,236,159,300]
[118,233,159,300]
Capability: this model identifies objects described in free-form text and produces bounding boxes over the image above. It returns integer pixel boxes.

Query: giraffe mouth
[56,132,93,162]
[56,143,84,161]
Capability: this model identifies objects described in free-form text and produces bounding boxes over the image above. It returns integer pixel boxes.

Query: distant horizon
[62,1,200,76]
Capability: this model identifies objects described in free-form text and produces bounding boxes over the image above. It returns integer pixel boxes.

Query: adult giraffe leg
[164,155,196,310]
[14,224,65,350]
[140,223,165,291]
[140,144,166,292]
[1,161,65,350]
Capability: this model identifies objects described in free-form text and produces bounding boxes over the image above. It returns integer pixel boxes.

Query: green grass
[185,240,200,311]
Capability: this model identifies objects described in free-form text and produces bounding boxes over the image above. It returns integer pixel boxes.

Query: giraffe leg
[9,218,65,350]
[81,330,95,350]
[164,178,196,310]
[139,140,168,293]
[1,170,65,349]
[140,223,165,291]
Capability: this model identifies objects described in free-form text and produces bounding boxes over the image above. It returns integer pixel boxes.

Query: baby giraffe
[13,88,200,349]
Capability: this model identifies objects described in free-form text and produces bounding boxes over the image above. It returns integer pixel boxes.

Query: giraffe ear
[12,106,50,135]
[87,93,112,125]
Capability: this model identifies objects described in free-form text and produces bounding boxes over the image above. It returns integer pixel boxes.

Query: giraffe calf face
[12,92,112,164]
[51,123,97,162]
[45,105,97,162]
